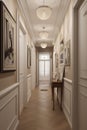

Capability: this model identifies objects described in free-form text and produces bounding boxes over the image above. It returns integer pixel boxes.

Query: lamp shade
[41,43,47,48]
[39,31,48,39]
[36,6,52,20]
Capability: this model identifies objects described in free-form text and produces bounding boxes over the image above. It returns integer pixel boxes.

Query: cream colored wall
[17,3,35,113]
[53,1,73,127]
[2,0,17,20]
[0,0,17,91]
[54,1,73,80]
[18,15,32,75]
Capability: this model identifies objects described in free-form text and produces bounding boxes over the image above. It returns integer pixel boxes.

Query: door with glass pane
[39,53,50,86]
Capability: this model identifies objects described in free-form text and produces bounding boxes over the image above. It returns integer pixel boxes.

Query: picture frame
[65,40,70,66]
[55,53,58,68]
[60,51,64,64]
[27,45,31,69]
[0,1,16,72]
[59,40,64,65]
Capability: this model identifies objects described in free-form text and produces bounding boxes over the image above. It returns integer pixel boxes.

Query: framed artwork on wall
[27,45,31,69]
[65,40,70,66]
[55,53,58,68]
[60,51,64,64]
[59,40,64,65]
[0,1,16,72]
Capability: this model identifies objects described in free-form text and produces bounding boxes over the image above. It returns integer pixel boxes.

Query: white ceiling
[18,0,71,47]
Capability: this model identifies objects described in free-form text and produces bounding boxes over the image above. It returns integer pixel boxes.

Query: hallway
[17,86,71,130]
[0,0,87,130]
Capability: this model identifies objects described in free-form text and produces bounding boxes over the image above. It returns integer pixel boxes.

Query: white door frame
[38,52,51,86]
[17,12,26,116]
[72,0,85,130]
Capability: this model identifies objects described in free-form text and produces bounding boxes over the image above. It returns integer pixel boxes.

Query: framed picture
[60,51,64,64]
[59,40,64,64]
[0,1,16,72]
[65,40,70,66]
[27,45,31,69]
[55,53,58,68]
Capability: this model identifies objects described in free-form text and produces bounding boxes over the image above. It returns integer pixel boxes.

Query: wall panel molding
[27,75,32,102]
[0,83,19,130]
[63,78,72,128]
[0,83,19,99]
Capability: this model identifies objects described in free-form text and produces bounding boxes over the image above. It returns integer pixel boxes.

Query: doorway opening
[39,53,51,88]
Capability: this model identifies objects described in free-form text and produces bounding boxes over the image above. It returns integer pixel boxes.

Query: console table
[51,79,63,110]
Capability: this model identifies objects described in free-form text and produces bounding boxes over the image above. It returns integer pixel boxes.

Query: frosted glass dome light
[39,31,48,39]
[36,6,52,20]
[41,43,47,48]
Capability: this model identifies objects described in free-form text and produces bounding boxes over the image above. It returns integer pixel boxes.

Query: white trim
[0,83,19,99]
[27,74,32,78]
[80,91,87,98]
[63,78,72,128]
[14,120,19,130]
[7,116,17,130]
[0,94,17,111]
[80,76,87,80]
[17,0,34,41]
[78,83,87,88]
[63,108,72,128]
[72,0,85,130]
[64,78,72,84]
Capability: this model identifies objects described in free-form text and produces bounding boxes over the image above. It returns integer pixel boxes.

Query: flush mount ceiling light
[36,0,52,20]
[39,31,48,39]
[41,43,47,48]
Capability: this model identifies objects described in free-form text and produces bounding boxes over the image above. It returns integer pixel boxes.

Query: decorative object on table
[65,40,70,66]
[0,1,16,72]
[27,45,31,68]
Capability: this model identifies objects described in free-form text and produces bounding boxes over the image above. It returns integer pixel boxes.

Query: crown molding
[17,0,36,45]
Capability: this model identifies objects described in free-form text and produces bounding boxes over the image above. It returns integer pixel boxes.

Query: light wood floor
[17,86,71,130]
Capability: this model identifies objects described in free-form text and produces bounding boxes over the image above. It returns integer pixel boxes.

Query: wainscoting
[0,83,19,130]
[79,77,87,130]
[63,78,72,128]
[27,74,32,102]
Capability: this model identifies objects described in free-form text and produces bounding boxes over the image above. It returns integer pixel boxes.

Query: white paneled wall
[63,78,72,128]
[27,74,32,102]
[78,2,87,129]
[0,83,19,130]
[31,46,36,89]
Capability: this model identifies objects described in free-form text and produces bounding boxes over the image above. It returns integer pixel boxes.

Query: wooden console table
[51,79,63,110]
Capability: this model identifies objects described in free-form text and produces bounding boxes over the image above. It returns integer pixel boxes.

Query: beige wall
[0,0,33,91]
[0,0,17,91]
[54,1,73,80]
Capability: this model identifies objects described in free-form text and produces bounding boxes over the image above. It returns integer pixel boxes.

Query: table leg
[61,86,63,110]
[52,87,54,110]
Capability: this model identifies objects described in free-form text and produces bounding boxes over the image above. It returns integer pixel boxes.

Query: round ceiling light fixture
[39,31,48,39]
[41,43,47,48]
[36,6,52,20]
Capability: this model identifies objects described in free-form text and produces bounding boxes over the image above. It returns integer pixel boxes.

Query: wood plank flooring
[17,86,71,130]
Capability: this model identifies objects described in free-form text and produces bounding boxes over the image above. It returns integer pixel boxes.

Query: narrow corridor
[17,86,71,130]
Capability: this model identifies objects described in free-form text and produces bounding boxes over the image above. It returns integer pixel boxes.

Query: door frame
[72,0,85,130]
[17,12,26,116]
[38,52,51,85]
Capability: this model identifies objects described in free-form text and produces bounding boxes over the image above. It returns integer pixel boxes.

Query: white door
[39,53,50,86]
[78,1,87,130]
[19,29,25,115]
